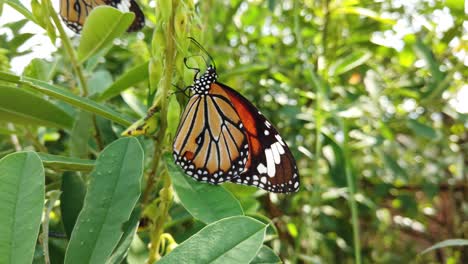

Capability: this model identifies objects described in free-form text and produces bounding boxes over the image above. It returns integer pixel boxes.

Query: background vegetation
[0,0,466,263]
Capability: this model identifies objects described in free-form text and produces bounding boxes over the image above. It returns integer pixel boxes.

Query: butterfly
[172,43,300,193]
[59,0,145,33]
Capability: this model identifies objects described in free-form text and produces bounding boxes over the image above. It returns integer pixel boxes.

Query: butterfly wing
[104,0,145,32]
[59,0,93,33]
[59,0,144,33]
[218,82,300,193]
[126,0,145,31]
[173,84,249,184]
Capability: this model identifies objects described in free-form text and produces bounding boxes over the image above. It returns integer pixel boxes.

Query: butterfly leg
[171,83,191,97]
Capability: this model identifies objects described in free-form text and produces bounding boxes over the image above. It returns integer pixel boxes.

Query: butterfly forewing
[219,83,300,193]
[173,85,249,184]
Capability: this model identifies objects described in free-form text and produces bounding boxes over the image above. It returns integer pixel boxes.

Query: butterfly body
[173,65,299,193]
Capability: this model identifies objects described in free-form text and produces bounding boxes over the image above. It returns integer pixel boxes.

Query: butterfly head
[192,65,218,94]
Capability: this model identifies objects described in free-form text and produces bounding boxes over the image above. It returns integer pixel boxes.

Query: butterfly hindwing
[59,0,144,33]
[218,82,300,193]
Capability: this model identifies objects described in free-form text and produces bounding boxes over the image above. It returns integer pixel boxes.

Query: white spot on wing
[275,134,285,146]
[265,148,276,177]
[271,143,281,164]
[257,163,267,174]
[294,181,299,188]
[276,142,285,154]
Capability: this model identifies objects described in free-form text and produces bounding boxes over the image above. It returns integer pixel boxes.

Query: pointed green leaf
[61,172,87,239]
[106,208,141,264]
[98,61,149,101]
[78,7,135,63]
[64,137,144,264]
[165,154,243,224]
[250,246,281,264]
[88,70,113,96]
[329,51,372,76]
[407,119,437,139]
[421,239,468,255]
[5,0,36,23]
[335,7,396,24]
[158,216,267,264]
[0,152,44,264]
[37,153,95,172]
[70,111,93,158]
[0,85,73,129]
[23,77,132,126]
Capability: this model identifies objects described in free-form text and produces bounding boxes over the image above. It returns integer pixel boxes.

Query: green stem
[42,191,61,264]
[146,0,178,261]
[147,173,172,263]
[47,2,88,96]
[322,0,330,64]
[342,119,362,264]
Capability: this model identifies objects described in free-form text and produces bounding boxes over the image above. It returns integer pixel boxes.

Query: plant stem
[47,2,88,96]
[146,0,178,261]
[342,119,362,264]
[147,172,172,263]
[42,191,61,264]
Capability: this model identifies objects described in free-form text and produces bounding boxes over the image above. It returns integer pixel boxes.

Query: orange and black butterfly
[59,0,145,33]
[173,41,299,193]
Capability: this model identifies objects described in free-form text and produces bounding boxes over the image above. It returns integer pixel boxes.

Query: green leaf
[106,208,141,264]
[0,70,21,83]
[329,51,372,76]
[70,111,93,158]
[95,116,119,146]
[407,119,437,139]
[445,0,464,11]
[322,134,347,187]
[64,137,144,264]
[0,85,73,129]
[23,58,53,81]
[381,151,409,182]
[250,245,281,264]
[88,70,113,96]
[9,33,35,55]
[78,7,136,63]
[335,7,396,25]
[0,152,44,264]
[420,239,468,255]
[267,0,276,11]
[22,77,132,126]
[37,153,95,172]
[98,61,149,101]
[167,95,180,137]
[413,39,446,99]
[126,234,148,263]
[165,153,243,224]
[61,172,87,239]
[5,0,36,24]
[158,216,267,264]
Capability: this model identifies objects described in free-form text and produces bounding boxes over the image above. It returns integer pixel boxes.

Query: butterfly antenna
[188,37,216,69]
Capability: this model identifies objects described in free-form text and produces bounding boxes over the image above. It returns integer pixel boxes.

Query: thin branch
[46,1,89,96]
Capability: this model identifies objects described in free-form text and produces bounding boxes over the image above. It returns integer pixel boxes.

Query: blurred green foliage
[0,0,467,263]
